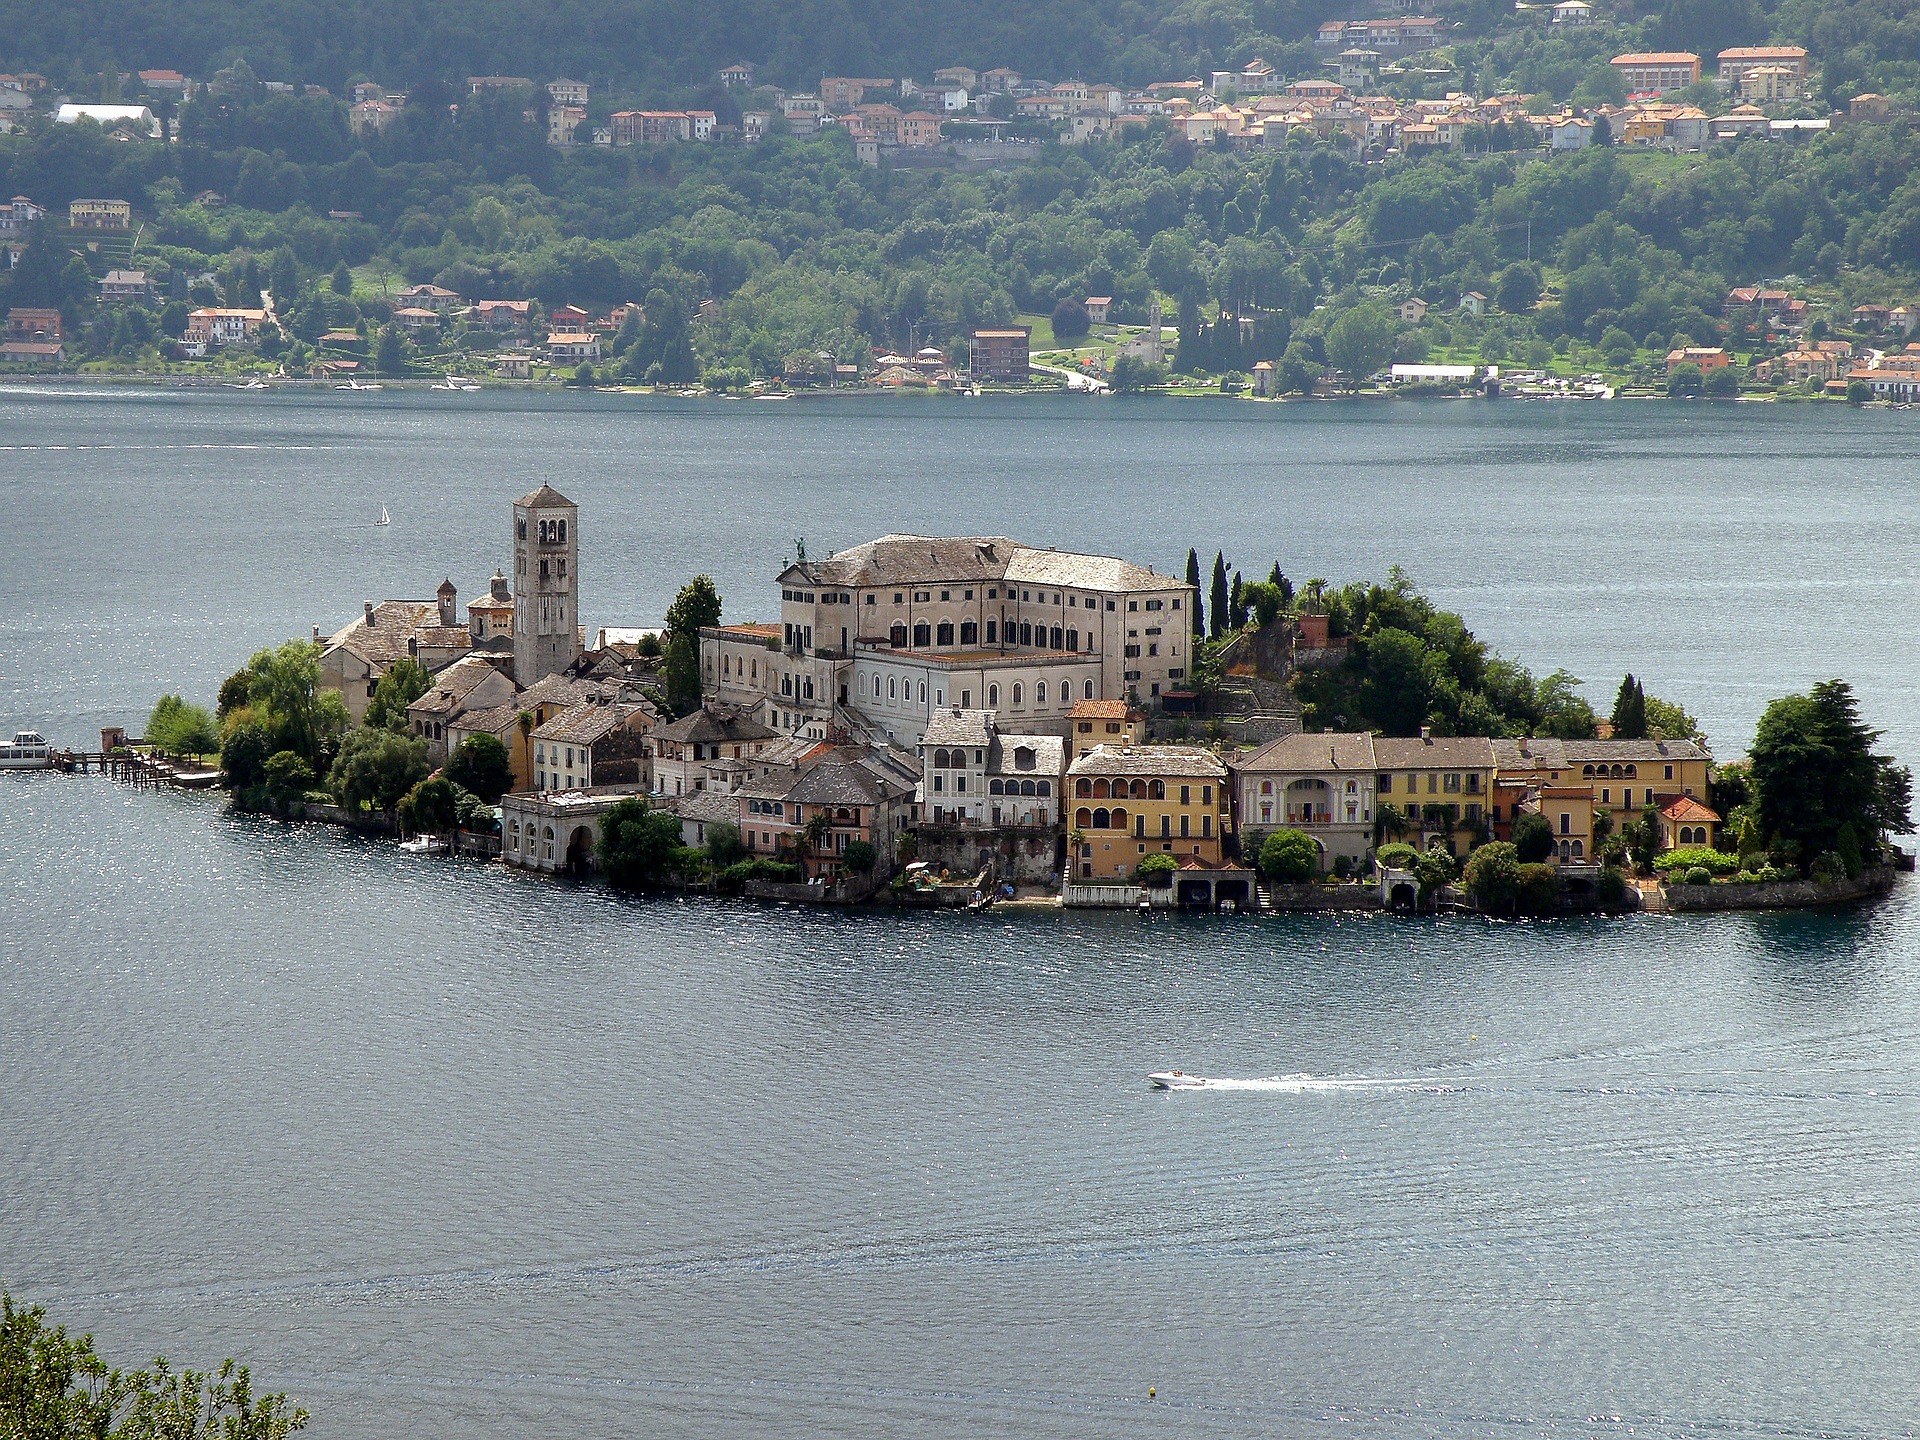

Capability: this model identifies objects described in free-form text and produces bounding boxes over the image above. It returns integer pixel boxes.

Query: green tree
[399,775,458,835]
[327,728,429,814]
[1535,670,1598,740]
[598,795,686,888]
[1325,305,1394,390]
[220,716,274,791]
[375,323,407,376]
[1494,262,1541,315]
[1703,366,1740,398]
[1511,810,1556,863]
[1848,379,1872,405]
[365,657,432,732]
[1108,355,1165,392]
[1667,362,1703,396]
[146,694,219,755]
[330,261,353,296]
[842,838,877,873]
[705,820,745,866]
[1644,693,1704,744]
[0,1289,307,1440]
[240,640,348,767]
[1514,862,1561,916]
[1610,674,1647,740]
[1751,679,1911,867]
[446,732,514,802]
[1259,828,1320,882]
[1464,840,1522,913]
[1209,551,1229,640]
[1050,298,1090,339]
[661,574,723,714]
[1186,548,1205,637]
[262,749,315,803]
[1136,850,1179,885]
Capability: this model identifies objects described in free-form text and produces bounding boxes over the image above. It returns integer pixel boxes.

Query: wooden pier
[53,748,224,789]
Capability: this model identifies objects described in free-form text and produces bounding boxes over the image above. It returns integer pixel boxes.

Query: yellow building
[1529,786,1597,863]
[1068,744,1230,878]
[1491,737,1713,839]
[68,198,132,230]
[1067,699,1145,760]
[1372,732,1496,853]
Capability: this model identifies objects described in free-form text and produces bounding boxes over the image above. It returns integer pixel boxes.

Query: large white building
[701,535,1195,747]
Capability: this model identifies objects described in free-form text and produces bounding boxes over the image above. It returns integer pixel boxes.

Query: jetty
[51,727,223,789]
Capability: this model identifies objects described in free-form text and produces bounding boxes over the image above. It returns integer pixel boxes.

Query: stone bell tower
[512,484,582,684]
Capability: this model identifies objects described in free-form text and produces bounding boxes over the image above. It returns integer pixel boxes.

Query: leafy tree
[1750,680,1911,868]
[365,657,431,732]
[1259,828,1320,882]
[1512,810,1557,863]
[327,728,429,814]
[1703,366,1740,398]
[375,323,406,376]
[1050,298,1090,340]
[238,641,348,768]
[1848,379,1872,405]
[1667,362,1703,396]
[446,732,513,802]
[1136,850,1178,885]
[1494,262,1541,315]
[1535,670,1598,740]
[661,574,722,714]
[1514,862,1561,916]
[1610,674,1647,740]
[147,694,219,754]
[0,1288,307,1440]
[705,820,745,866]
[399,775,458,835]
[1644,694,1704,744]
[841,838,878,873]
[598,795,686,888]
[262,749,315,802]
[1108,355,1165,392]
[1325,304,1394,389]
[1465,840,1522,913]
[1413,847,1457,904]
[219,717,274,791]
[330,261,353,296]
[1243,581,1284,627]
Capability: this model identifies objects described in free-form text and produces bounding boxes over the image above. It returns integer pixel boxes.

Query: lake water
[5,388,1920,1437]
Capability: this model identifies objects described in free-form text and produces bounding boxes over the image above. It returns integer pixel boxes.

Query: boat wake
[1152,1072,1467,1094]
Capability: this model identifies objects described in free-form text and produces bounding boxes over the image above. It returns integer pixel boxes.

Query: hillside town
[272,484,1823,915]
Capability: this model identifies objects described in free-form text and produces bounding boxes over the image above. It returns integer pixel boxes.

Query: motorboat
[228,378,270,390]
[432,373,481,391]
[398,835,447,854]
[1147,1071,1208,1090]
[336,378,382,391]
[0,731,54,769]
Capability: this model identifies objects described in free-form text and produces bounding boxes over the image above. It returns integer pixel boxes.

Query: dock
[52,748,223,789]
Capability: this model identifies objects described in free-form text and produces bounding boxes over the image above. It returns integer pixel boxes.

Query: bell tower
[512,484,582,684]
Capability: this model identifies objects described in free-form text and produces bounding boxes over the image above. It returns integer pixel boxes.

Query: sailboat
[377,506,391,527]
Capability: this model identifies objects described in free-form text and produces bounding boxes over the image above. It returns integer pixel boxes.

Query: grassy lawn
[1016,312,1057,348]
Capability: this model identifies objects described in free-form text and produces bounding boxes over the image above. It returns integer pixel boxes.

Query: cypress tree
[1611,674,1648,739]
[1209,552,1230,640]
[1186,548,1205,638]
[1230,570,1246,629]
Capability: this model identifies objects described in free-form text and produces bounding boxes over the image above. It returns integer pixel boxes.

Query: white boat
[398,835,447,854]
[376,506,390,526]
[0,731,54,770]
[433,373,480,392]
[1147,1071,1208,1090]
[336,378,382,391]
[228,378,270,390]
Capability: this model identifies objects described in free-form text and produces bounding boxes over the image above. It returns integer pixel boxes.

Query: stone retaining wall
[1265,883,1383,911]
[1656,865,1896,912]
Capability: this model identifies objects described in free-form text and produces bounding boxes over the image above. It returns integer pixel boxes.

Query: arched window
[1610,764,1624,778]
[1092,779,1109,799]
[888,678,896,699]
[1020,622,1033,645]
[1067,629,1078,652]
[960,621,978,645]
[1346,780,1358,794]
[1020,780,1036,796]
[1012,683,1023,705]
[933,748,949,768]
[1084,680,1094,699]
[874,675,882,696]
[890,623,906,648]
[1130,779,1147,799]
[1582,765,1595,777]
[723,655,731,676]
[1093,807,1111,829]
[1261,780,1273,794]
[1051,626,1063,650]
[913,622,930,648]
[1036,681,1048,705]
[1076,778,1092,797]
[1149,780,1165,800]
[1111,807,1127,830]
[936,621,954,646]
[989,779,1004,794]
[1625,764,1637,777]
[988,684,999,707]
[918,682,926,703]
[1035,781,1049,796]
[1571,839,1585,857]
[1559,839,1571,860]
[1075,807,1092,828]
[985,620,998,644]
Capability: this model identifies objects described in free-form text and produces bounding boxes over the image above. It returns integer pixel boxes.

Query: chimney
[1420,725,1432,742]
[364,600,375,627]
[312,624,321,642]
[407,635,419,658]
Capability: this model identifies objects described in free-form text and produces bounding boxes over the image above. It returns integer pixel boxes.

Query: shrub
[1703,366,1741,398]
[1259,828,1320,883]
[1511,811,1556,863]
[1375,842,1420,872]
[1464,841,1522,913]
[842,839,877,874]
[1653,846,1739,877]
[446,733,513,802]
[147,693,220,755]
[1136,851,1178,886]
[1515,862,1561,915]
[718,857,803,892]
[1596,865,1629,908]
[1682,866,1714,885]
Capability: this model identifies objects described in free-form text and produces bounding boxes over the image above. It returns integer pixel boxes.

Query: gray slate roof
[1236,730,1378,774]
[1067,744,1227,779]
[1372,734,1497,769]
[654,705,778,745]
